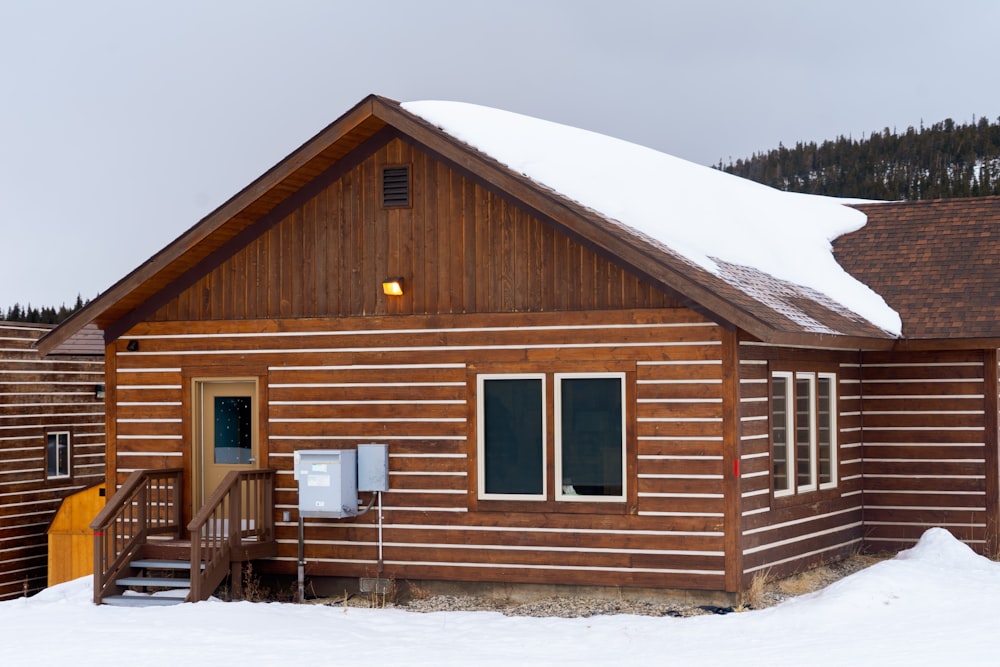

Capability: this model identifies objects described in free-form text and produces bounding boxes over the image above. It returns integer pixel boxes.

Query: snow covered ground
[2,528,996,666]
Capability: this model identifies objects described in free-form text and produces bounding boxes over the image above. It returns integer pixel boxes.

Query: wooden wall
[859,349,991,551]
[149,137,679,323]
[0,323,105,599]
[112,309,736,592]
[737,344,864,585]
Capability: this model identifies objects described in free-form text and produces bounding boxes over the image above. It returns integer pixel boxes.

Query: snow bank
[402,100,901,335]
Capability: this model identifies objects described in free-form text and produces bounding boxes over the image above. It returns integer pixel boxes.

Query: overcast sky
[2,0,999,309]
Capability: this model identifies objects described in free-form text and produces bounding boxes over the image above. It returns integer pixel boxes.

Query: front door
[195,379,259,508]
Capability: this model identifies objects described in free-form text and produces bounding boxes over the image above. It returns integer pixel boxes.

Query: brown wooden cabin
[0,321,105,600]
[37,95,1000,605]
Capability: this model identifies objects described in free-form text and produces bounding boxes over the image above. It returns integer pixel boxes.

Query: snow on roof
[402,101,902,337]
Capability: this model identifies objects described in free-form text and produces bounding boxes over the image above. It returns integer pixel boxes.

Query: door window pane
[558,376,624,499]
[481,377,544,496]
[214,396,252,464]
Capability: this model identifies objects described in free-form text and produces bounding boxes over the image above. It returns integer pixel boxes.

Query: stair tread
[102,594,187,607]
[116,576,191,588]
[131,559,201,570]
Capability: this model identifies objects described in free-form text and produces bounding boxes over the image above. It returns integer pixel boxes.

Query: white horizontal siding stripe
[637,417,721,423]
[638,474,723,480]
[273,363,466,371]
[270,382,465,388]
[390,471,467,477]
[742,506,771,517]
[129,322,717,341]
[840,474,862,482]
[740,415,768,422]
[638,492,723,498]
[861,378,982,384]
[741,396,768,403]
[268,554,723,576]
[744,506,858,536]
[0,369,102,376]
[116,418,182,424]
[117,402,182,407]
[638,511,725,517]
[118,385,182,390]
[864,473,986,479]
[864,394,985,400]
[118,367,182,373]
[865,536,985,546]
[270,417,465,423]
[864,410,983,416]
[739,360,767,365]
[636,360,722,366]
[389,453,466,459]
[865,490,985,496]
[741,452,770,460]
[744,537,863,574]
[116,435,183,441]
[741,470,769,479]
[744,521,864,556]
[865,442,984,447]
[638,455,723,461]
[740,433,769,441]
[115,451,183,456]
[865,362,983,368]
[637,398,722,404]
[639,436,724,442]
[866,504,986,513]
[271,400,464,406]
[637,379,723,385]
[741,488,770,499]
[864,426,984,431]
[865,521,985,528]
[314,539,723,557]
[127,341,719,356]
[739,378,767,384]
[866,459,984,464]
[0,411,103,420]
[385,489,466,495]
[269,435,466,441]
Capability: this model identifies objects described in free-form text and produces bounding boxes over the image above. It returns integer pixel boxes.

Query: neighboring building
[0,322,104,599]
[37,96,1000,603]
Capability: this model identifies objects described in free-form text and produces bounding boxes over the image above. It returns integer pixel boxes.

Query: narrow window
[477,375,545,499]
[795,373,818,492]
[817,373,837,488]
[771,373,793,495]
[46,432,71,479]
[555,374,626,502]
[214,396,253,464]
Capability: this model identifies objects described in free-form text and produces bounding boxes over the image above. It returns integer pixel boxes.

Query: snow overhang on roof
[402,101,902,338]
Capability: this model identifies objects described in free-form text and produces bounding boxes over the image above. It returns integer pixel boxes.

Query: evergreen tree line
[720,116,1000,200]
[2,294,90,324]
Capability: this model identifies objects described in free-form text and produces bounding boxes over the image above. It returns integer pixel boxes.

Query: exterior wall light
[382,277,404,296]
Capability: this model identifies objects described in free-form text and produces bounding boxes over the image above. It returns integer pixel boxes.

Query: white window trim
[476,374,547,501]
[795,372,819,493]
[818,372,839,490]
[47,431,71,480]
[772,371,795,498]
[554,372,627,503]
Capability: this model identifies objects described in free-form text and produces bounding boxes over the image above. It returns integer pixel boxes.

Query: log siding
[0,323,104,600]
[859,351,989,550]
[111,310,734,591]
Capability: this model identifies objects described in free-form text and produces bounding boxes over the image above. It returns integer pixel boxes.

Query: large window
[555,374,626,502]
[46,431,71,479]
[771,371,837,497]
[477,375,545,499]
[476,372,627,503]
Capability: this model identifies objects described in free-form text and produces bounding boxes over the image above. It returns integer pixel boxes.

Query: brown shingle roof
[838,196,1000,340]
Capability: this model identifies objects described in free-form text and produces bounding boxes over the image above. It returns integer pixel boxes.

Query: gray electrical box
[296,449,358,518]
[357,443,389,492]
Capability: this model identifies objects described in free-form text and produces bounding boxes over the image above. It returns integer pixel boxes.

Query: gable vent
[382,166,410,207]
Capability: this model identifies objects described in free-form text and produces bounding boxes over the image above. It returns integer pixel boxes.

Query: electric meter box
[357,443,389,492]
[295,449,358,518]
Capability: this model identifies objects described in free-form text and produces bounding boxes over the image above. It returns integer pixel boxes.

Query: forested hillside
[1,295,89,324]
[720,116,1000,200]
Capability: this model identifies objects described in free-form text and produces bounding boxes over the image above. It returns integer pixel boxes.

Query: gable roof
[838,197,1000,346]
[38,94,900,355]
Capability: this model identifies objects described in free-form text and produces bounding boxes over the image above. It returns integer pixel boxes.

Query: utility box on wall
[295,449,358,518]
[357,443,389,492]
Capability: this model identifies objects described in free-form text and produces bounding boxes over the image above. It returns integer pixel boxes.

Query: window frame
[554,372,627,504]
[769,367,838,499]
[476,373,547,501]
[46,431,71,480]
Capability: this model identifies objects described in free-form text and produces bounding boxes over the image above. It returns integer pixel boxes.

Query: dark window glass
[215,396,252,464]
[482,378,544,495]
[559,377,623,497]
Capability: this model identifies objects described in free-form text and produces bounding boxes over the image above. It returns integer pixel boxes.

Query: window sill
[474,498,631,515]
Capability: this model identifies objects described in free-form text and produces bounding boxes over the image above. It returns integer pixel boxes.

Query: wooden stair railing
[90,468,184,605]
[187,469,276,602]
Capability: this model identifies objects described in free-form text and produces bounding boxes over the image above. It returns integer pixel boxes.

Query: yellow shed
[48,485,105,587]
